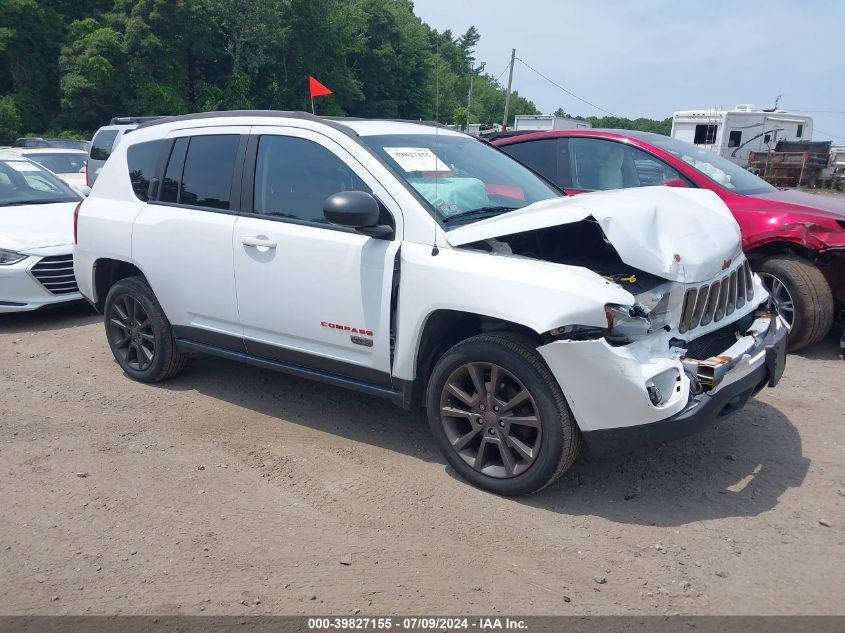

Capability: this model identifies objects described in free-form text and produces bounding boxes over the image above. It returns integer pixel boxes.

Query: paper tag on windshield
[384,147,449,173]
[6,161,40,172]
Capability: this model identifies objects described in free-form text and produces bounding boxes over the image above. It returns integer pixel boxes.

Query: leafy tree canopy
[1,0,661,143]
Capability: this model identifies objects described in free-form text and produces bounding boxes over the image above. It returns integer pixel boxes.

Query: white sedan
[12,147,89,191]
[0,151,83,313]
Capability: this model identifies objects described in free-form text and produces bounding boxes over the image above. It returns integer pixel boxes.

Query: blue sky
[412,0,845,142]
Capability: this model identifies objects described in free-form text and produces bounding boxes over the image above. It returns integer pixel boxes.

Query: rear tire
[757,255,834,351]
[426,333,581,495]
[103,277,187,382]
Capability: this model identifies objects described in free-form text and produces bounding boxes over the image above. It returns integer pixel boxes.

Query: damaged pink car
[494,130,845,351]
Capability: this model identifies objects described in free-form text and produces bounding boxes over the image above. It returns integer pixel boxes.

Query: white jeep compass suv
[74,111,788,495]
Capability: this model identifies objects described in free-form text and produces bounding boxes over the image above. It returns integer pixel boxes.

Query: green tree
[0,0,64,131]
[0,94,22,143]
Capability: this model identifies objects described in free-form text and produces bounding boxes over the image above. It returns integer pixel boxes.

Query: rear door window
[90,129,119,160]
[159,135,241,210]
[126,140,166,201]
[160,138,188,204]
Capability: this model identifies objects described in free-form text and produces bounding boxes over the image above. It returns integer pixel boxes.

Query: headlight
[0,249,26,265]
[604,303,652,344]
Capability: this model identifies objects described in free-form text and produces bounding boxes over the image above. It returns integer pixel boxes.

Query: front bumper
[0,249,82,313]
[538,309,788,456]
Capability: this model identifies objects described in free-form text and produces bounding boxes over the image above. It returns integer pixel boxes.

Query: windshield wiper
[442,205,518,223]
[1,199,71,206]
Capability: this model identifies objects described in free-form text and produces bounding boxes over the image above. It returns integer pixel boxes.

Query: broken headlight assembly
[604,303,652,344]
[546,303,653,345]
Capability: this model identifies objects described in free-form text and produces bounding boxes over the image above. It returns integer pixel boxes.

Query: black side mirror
[323,191,393,239]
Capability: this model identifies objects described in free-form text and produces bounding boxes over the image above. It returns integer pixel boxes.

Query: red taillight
[73,201,82,244]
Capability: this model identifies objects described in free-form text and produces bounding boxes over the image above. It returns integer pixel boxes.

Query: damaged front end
[447,187,789,453]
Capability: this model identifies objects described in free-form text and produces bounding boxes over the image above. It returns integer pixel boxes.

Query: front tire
[104,276,187,382]
[757,255,834,351]
[426,333,581,495]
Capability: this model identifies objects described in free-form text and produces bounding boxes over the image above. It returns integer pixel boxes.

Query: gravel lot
[1,303,843,615]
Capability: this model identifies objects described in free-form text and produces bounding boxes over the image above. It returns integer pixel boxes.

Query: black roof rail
[135,110,324,129]
[134,110,457,135]
[109,116,163,125]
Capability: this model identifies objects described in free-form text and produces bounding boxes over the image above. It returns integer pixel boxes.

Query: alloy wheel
[759,272,795,330]
[439,362,542,478]
[108,294,156,371]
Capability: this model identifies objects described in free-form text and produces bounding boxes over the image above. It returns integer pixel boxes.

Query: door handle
[241,236,277,249]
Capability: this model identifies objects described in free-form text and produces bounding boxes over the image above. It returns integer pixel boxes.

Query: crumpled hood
[0,202,78,252]
[446,187,742,283]
[752,188,845,221]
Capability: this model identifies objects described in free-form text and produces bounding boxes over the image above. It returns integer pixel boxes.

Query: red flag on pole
[309,76,332,98]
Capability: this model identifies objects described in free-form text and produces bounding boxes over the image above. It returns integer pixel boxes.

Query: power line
[783,109,845,114]
[515,56,617,117]
[494,60,511,84]
[815,128,845,140]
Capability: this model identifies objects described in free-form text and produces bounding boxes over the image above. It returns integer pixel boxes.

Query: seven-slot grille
[30,255,78,295]
[678,260,754,334]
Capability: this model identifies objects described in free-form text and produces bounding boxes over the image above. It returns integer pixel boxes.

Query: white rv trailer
[513,115,592,131]
[670,105,813,166]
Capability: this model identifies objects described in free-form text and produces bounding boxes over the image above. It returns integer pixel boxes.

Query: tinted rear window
[178,135,240,210]
[90,130,119,160]
[126,140,166,201]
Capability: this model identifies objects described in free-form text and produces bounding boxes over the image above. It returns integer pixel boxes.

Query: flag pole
[311,97,315,115]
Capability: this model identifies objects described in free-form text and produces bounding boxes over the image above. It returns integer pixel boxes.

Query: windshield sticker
[6,161,41,172]
[384,147,449,173]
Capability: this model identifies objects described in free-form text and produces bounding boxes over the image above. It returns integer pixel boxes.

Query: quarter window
[253,135,369,223]
[126,140,166,201]
[90,129,119,161]
[178,135,241,210]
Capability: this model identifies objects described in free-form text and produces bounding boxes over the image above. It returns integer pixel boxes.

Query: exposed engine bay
[465,218,673,318]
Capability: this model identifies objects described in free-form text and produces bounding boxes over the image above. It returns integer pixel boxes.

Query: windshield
[644,134,776,195]
[24,152,87,174]
[0,159,80,206]
[361,133,561,223]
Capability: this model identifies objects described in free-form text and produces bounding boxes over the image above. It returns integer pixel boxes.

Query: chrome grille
[678,260,754,334]
[30,255,78,295]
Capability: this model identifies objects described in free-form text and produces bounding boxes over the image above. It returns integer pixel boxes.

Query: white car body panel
[446,187,742,284]
[0,203,81,312]
[233,125,403,375]
[72,112,785,447]
[391,241,635,380]
[1,202,77,251]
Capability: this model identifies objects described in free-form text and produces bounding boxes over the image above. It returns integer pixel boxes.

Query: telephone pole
[467,62,485,130]
[502,48,516,129]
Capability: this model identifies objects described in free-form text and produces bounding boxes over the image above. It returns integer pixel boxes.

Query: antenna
[432,35,440,256]
[774,94,782,110]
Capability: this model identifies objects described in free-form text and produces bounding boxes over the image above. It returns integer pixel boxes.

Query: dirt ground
[1,303,843,616]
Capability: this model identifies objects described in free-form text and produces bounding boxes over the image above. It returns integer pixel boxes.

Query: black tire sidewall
[758,256,833,350]
[104,279,171,382]
[426,338,567,496]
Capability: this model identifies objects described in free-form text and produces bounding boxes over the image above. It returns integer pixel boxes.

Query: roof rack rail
[109,116,163,125]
